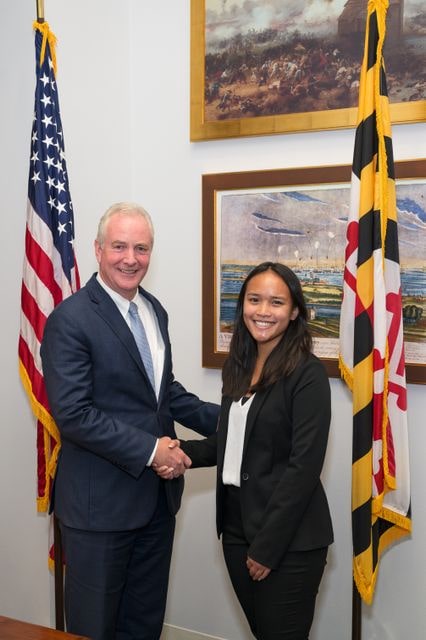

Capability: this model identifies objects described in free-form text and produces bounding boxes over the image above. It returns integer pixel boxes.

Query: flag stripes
[19,22,79,512]
[339,0,411,604]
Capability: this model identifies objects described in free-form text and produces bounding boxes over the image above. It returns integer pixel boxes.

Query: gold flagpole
[36,0,44,22]
[34,3,64,627]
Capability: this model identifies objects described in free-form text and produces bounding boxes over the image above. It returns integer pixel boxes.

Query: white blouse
[222,394,255,487]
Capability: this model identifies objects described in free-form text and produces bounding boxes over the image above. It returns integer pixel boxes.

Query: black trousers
[222,486,327,640]
[59,484,175,640]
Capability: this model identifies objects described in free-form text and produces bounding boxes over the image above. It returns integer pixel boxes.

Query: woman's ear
[290,306,299,321]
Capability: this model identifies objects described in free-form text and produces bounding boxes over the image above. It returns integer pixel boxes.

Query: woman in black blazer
[160,262,333,639]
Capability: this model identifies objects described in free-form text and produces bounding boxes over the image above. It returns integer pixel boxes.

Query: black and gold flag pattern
[339,0,411,605]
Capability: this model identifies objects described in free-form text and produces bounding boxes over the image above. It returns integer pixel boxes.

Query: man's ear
[94,239,101,264]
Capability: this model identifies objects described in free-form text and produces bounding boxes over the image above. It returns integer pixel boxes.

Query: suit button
[242,473,249,481]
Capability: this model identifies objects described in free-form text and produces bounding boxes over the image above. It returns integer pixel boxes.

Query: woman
[160,262,333,639]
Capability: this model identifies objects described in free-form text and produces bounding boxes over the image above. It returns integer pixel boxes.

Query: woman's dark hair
[222,262,312,399]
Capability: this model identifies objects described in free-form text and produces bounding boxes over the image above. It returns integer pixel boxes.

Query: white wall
[1,0,133,625]
[1,1,425,638]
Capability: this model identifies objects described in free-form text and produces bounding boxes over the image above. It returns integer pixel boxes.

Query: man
[41,202,219,640]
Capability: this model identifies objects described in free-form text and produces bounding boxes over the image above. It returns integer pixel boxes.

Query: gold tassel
[33,20,58,77]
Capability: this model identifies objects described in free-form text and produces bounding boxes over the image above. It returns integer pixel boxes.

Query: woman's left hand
[246,556,271,581]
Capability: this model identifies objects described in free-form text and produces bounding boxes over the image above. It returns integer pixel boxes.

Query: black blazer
[40,274,219,531]
[182,354,333,569]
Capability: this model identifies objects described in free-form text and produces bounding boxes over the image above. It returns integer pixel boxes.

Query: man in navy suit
[41,202,219,640]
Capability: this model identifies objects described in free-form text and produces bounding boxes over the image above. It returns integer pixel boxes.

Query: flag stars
[57,201,67,215]
[42,135,55,149]
[43,155,55,169]
[41,114,54,128]
[27,35,79,301]
[40,94,52,108]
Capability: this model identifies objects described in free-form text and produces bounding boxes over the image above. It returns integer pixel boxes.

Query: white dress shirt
[96,275,165,464]
[96,275,165,397]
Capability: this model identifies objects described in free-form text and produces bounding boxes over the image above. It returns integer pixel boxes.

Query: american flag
[339,0,411,604]
[18,22,80,513]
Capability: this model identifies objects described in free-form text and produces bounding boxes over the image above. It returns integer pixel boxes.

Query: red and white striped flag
[19,22,80,513]
[339,0,411,604]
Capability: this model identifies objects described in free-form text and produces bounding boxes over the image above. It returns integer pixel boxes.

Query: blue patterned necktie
[128,301,155,389]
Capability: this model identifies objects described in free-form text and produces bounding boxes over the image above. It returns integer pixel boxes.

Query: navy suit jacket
[182,355,333,569]
[41,274,219,531]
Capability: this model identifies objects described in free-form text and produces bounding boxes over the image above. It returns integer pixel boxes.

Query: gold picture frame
[191,0,426,141]
[202,159,426,384]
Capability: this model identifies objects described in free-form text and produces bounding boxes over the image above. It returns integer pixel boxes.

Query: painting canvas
[191,0,426,139]
[202,161,426,383]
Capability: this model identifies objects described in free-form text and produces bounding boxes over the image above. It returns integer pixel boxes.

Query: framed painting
[191,0,426,141]
[202,159,426,384]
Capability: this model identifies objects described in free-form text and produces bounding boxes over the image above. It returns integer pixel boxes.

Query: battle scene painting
[204,0,425,121]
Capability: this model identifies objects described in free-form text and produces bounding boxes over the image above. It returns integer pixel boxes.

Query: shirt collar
[96,273,136,317]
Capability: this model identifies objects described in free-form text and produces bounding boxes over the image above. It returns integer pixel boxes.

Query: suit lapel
[218,389,271,464]
[86,276,155,388]
[242,388,273,457]
[217,398,232,473]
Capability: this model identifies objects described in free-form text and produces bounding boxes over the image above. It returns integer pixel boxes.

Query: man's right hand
[152,437,191,478]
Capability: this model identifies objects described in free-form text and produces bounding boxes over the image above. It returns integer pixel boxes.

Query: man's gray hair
[96,202,154,247]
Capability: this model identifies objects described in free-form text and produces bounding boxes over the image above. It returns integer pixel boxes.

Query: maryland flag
[339,0,411,604]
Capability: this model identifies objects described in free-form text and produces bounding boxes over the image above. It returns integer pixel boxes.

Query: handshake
[152,436,192,480]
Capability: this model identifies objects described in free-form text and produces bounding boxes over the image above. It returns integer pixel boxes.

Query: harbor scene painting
[215,179,426,366]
